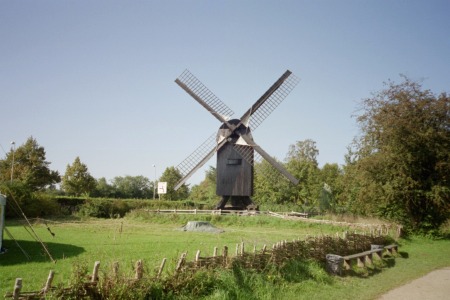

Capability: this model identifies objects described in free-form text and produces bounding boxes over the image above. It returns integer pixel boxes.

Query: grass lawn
[1,214,449,299]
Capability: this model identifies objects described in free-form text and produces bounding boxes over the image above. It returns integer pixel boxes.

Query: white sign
[157,182,167,194]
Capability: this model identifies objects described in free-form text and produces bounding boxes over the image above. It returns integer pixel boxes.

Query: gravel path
[378,267,450,300]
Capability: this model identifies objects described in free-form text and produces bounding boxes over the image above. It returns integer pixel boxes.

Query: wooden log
[91,261,100,283]
[135,260,143,280]
[13,278,22,300]
[157,258,166,279]
[42,270,54,293]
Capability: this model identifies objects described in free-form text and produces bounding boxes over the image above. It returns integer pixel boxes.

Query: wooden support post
[42,270,54,293]
[13,278,22,300]
[135,260,143,280]
[92,261,100,283]
[213,247,218,257]
[253,245,256,254]
[262,244,267,255]
[195,250,201,266]
[357,257,365,268]
[343,260,351,270]
[157,258,166,279]
[365,253,373,266]
[112,261,119,278]
[223,246,228,266]
[175,253,186,274]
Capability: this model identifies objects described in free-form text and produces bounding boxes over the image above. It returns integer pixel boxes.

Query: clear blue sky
[1,1,449,185]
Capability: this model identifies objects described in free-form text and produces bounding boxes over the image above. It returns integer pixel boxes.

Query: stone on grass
[180,221,224,233]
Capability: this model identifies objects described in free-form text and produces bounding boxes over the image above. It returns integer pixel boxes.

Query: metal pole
[10,141,15,183]
[153,164,156,200]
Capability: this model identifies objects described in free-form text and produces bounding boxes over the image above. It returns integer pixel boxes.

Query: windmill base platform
[215,196,258,211]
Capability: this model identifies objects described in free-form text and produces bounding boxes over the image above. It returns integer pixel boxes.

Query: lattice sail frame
[175,133,217,179]
[176,70,234,121]
[247,73,300,130]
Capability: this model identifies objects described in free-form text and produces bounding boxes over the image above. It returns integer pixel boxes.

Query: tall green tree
[254,159,291,204]
[189,166,219,202]
[285,139,321,207]
[62,157,96,196]
[110,175,152,199]
[0,137,60,190]
[344,77,450,232]
[159,166,189,200]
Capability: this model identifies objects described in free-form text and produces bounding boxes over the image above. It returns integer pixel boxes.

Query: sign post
[157,182,167,200]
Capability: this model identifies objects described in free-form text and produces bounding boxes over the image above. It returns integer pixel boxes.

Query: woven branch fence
[5,232,393,299]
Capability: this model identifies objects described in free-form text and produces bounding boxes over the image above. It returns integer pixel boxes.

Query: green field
[1,215,449,299]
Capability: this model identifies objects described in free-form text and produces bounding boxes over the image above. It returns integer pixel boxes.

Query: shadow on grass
[0,239,85,265]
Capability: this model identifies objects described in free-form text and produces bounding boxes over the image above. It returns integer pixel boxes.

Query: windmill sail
[175,69,234,123]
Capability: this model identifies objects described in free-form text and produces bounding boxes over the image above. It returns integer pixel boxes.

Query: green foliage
[0,137,60,191]
[159,166,189,200]
[189,166,219,204]
[61,157,96,196]
[110,175,153,199]
[342,77,450,232]
[0,181,60,218]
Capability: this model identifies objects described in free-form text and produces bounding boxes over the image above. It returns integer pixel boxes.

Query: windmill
[173,69,300,210]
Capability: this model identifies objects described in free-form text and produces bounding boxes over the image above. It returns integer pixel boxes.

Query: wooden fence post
[223,246,228,266]
[112,261,119,278]
[135,260,143,280]
[42,270,54,293]
[175,253,186,274]
[157,258,166,279]
[13,278,22,300]
[92,261,100,283]
[213,246,218,257]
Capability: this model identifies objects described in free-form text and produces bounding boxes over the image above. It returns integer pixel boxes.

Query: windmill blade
[174,134,228,190]
[236,134,299,185]
[175,69,234,123]
[240,70,299,130]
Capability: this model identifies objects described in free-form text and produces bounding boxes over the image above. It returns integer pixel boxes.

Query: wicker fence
[5,232,393,299]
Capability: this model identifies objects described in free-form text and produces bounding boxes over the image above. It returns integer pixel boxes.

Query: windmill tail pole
[5,186,56,263]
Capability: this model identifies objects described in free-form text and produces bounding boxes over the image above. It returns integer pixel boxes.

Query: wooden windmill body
[173,70,300,210]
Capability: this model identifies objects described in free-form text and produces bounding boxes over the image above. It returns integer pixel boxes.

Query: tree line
[1,77,448,233]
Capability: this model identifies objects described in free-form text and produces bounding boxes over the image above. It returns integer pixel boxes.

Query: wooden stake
[42,270,54,293]
[213,246,218,257]
[262,244,267,254]
[112,261,119,278]
[175,253,186,274]
[91,261,100,283]
[13,278,22,300]
[135,260,143,280]
[157,258,166,279]
[241,242,245,256]
[195,250,201,262]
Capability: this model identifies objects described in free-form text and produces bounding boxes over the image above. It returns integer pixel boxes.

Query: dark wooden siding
[216,143,253,196]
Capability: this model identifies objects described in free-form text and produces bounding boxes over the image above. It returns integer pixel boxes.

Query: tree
[110,175,152,199]
[189,166,219,202]
[159,167,189,200]
[285,140,321,207]
[0,137,60,190]
[254,159,292,204]
[92,177,115,198]
[62,157,96,196]
[345,77,450,232]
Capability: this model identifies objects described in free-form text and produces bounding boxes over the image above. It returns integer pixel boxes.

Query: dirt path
[378,267,450,300]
